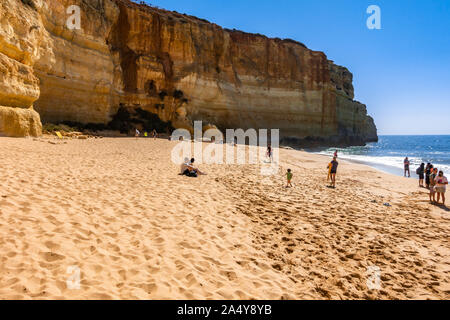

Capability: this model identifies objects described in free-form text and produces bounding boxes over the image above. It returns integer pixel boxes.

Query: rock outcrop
[0,0,377,145]
[0,106,42,137]
[0,0,45,136]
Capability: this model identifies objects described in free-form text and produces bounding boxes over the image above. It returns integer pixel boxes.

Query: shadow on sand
[433,203,449,212]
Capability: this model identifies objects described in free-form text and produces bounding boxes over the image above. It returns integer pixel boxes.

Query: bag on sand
[189,171,198,178]
[183,169,198,178]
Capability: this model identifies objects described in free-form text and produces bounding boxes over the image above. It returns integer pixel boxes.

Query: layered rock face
[0,106,42,136]
[0,0,43,136]
[1,0,377,145]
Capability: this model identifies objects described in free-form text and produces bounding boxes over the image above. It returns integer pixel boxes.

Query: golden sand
[0,136,448,299]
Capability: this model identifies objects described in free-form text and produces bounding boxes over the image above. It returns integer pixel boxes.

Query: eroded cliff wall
[0,0,43,136]
[1,0,377,144]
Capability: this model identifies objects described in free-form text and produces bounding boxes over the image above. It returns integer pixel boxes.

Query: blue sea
[314,135,450,177]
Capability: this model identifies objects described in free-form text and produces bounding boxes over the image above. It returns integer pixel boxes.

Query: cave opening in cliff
[173,89,184,99]
[158,90,168,100]
[145,80,157,96]
[21,0,36,10]
[48,106,173,136]
[108,106,174,134]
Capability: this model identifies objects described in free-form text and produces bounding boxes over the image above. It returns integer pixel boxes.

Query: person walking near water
[404,157,411,177]
[329,157,339,188]
[416,163,425,187]
[434,170,448,205]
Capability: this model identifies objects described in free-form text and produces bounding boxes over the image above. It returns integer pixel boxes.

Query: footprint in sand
[44,241,61,251]
[41,252,65,263]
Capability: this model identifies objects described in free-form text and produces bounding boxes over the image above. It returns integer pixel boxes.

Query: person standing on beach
[334,150,338,158]
[267,144,273,162]
[135,128,140,139]
[404,157,411,177]
[151,129,157,140]
[329,157,338,188]
[429,168,438,203]
[434,170,448,205]
[425,163,433,189]
[416,163,425,187]
[286,169,293,188]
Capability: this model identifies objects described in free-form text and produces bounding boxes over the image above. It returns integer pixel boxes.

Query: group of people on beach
[414,160,448,205]
[287,150,339,188]
[135,128,158,139]
[405,157,447,205]
[176,146,447,206]
[284,147,339,189]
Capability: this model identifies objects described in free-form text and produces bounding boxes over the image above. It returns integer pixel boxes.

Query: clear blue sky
[141,0,450,135]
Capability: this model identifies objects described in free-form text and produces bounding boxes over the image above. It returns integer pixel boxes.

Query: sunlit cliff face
[1,0,377,145]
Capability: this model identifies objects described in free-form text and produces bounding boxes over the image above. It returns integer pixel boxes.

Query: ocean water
[314,135,450,177]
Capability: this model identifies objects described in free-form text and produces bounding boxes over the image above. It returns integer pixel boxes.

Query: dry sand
[0,136,449,299]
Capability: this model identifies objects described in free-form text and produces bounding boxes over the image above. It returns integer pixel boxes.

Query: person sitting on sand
[180,158,206,177]
[329,157,338,188]
[286,169,293,188]
[417,163,425,187]
[429,168,438,203]
[434,170,448,205]
[180,157,190,173]
[404,157,410,177]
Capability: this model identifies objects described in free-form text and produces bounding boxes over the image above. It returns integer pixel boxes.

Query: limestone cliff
[0,0,377,145]
[0,0,43,136]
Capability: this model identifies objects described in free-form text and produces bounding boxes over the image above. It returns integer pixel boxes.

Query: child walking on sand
[286,169,293,188]
[327,161,333,181]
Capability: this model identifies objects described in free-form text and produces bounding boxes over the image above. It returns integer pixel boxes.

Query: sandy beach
[0,136,449,300]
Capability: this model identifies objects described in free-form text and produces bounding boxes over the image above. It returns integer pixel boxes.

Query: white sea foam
[317,152,450,176]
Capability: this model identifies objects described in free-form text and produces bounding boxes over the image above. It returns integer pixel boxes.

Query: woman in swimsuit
[435,171,448,205]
